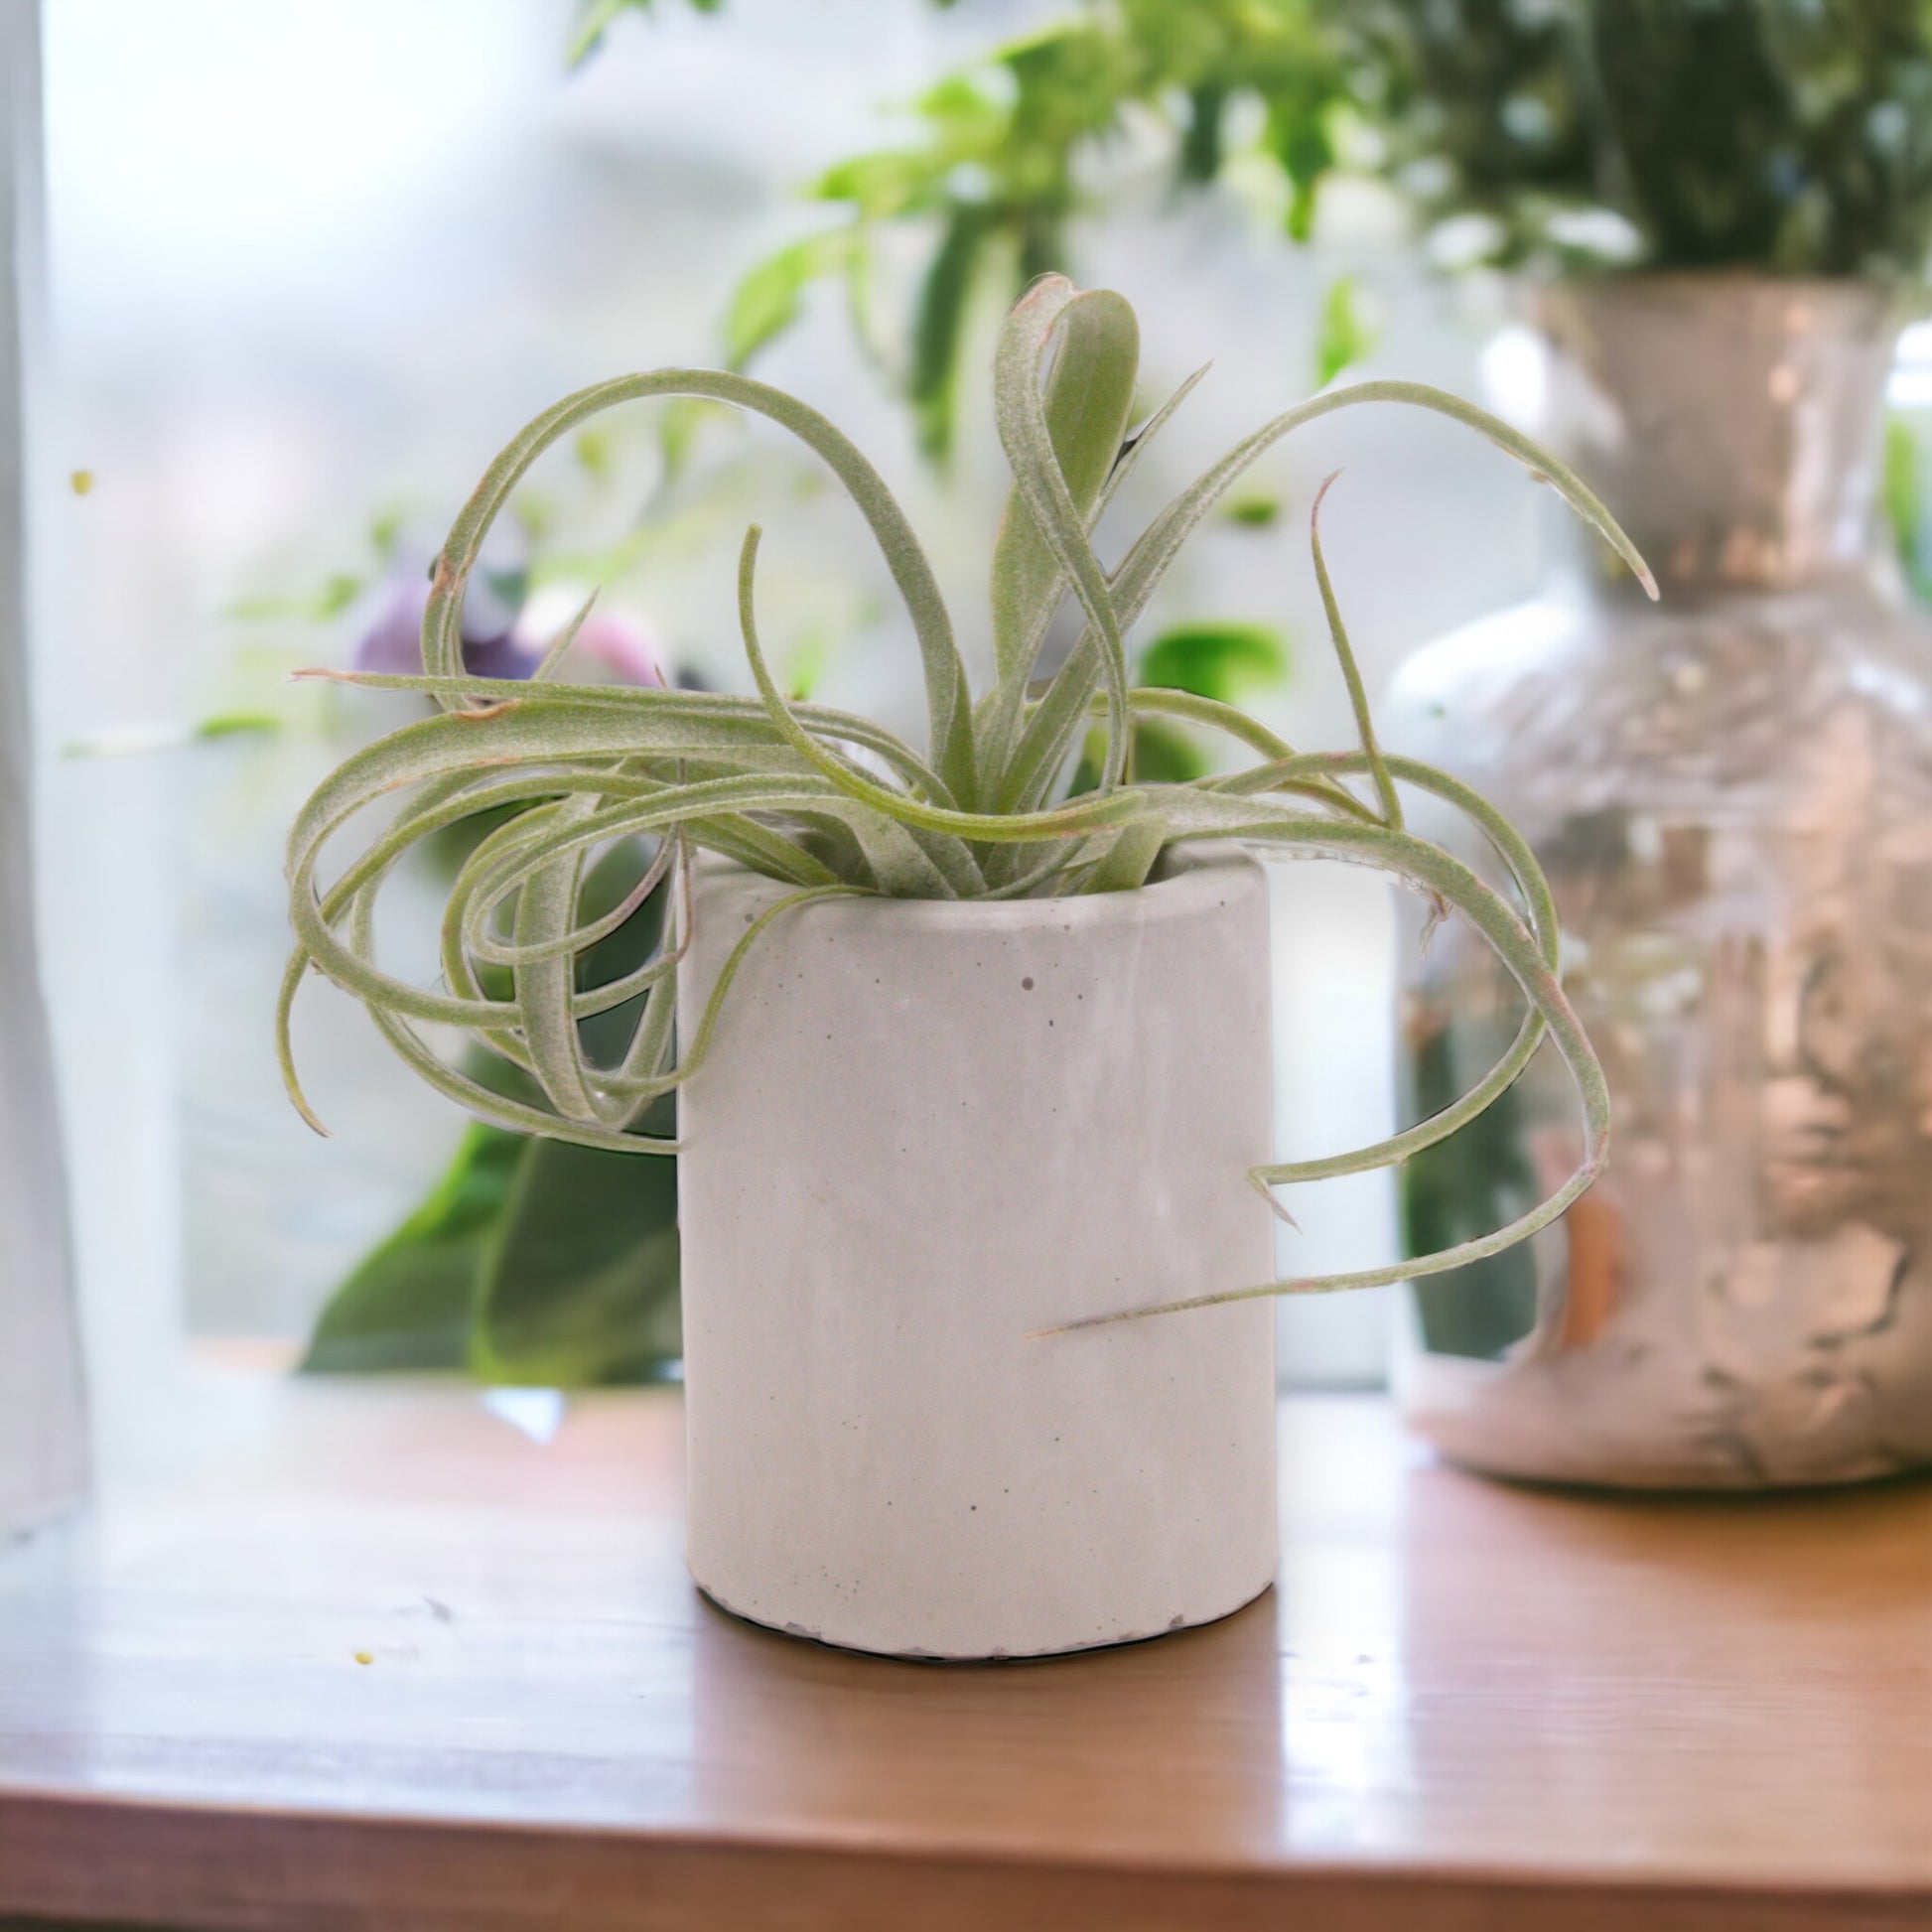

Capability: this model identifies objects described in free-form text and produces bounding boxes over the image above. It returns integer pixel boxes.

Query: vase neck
[1535,277,1901,597]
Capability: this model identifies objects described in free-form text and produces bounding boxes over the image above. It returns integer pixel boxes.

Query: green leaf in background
[725,230,858,368]
[783,626,833,701]
[1067,621,1292,792]
[1399,1023,1538,1362]
[1137,620,1291,704]
[1066,715,1212,793]
[1313,273,1376,387]
[221,571,362,622]
[301,835,683,1384]
[1265,66,1338,243]
[910,206,996,462]
[301,1124,525,1374]
[655,396,735,483]
[196,711,282,741]
[578,0,1932,442]
[471,1131,682,1386]
[573,427,615,481]
[1222,493,1282,528]
[567,0,636,67]
[479,562,529,619]
[368,504,407,560]
[65,711,286,757]
[576,837,670,1063]
[567,0,721,70]
[1126,717,1211,783]
[1884,412,1932,604]
[1178,76,1229,185]
[1073,715,1205,787]
[418,798,541,890]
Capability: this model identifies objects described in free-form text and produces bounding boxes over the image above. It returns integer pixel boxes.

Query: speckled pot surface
[675,847,1279,1659]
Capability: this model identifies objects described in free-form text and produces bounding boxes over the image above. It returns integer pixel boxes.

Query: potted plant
[281,277,1641,1657]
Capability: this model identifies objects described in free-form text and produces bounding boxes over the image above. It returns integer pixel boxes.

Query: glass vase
[1386,274,1932,1487]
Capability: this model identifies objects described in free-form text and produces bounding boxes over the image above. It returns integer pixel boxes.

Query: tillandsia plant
[280,276,1655,1322]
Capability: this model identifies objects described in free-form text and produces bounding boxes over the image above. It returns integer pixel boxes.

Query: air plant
[280,276,1654,1321]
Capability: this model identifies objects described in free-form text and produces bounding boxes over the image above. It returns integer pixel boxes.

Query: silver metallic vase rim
[1531,271,1903,598]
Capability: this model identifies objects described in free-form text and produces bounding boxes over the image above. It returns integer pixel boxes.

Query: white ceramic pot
[676,847,1279,1659]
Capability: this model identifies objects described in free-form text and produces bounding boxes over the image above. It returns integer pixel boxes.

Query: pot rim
[689,839,1261,936]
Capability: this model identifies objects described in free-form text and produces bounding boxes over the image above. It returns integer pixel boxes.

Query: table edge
[4,1787,1928,1932]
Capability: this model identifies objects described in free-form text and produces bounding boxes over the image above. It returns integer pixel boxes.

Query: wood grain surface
[0,1380,1926,1930]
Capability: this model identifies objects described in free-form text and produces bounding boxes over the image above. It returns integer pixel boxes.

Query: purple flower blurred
[354,558,665,688]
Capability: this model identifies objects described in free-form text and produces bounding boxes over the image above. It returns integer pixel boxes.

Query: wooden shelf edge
[5,1789,1929,1932]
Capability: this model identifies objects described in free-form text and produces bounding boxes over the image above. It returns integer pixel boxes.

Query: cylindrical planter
[1386,274,1932,1488]
[675,847,1279,1659]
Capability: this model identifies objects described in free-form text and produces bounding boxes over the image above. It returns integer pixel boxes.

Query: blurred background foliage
[685,0,1932,456]
[303,836,684,1384]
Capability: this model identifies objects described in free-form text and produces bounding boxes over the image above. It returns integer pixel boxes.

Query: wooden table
[0,1381,1926,1930]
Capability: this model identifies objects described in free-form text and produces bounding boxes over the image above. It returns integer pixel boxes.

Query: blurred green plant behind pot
[302,835,683,1382]
[706,0,1932,457]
